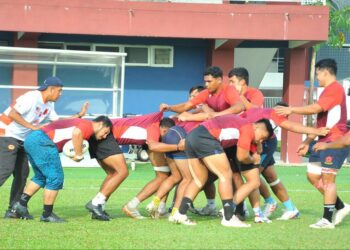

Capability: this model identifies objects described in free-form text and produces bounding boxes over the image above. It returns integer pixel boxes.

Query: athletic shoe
[168,214,175,223]
[334,203,350,226]
[277,209,300,220]
[172,211,196,226]
[196,204,217,216]
[4,209,20,219]
[221,215,251,228]
[309,218,335,229]
[254,214,272,223]
[40,213,66,223]
[122,205,145,219]
[11,202,33,220]
[263,201,278,218]
[85,201,110,221]
[188,204,198,214]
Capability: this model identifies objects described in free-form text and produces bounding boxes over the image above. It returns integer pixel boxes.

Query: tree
[307,0,350,125]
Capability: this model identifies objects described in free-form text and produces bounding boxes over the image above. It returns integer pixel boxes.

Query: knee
[47,175,64,190]
[251,178,261,190]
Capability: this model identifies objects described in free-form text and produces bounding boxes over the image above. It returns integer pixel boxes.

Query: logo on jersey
[8,144,15,151]
[324,156,333,165]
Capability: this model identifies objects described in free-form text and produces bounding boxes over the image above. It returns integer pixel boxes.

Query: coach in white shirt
[0,77,87,219]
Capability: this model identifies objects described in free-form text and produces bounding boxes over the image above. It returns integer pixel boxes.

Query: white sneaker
[221,215,251,228]
[168,214,175,223]
[196,204,217,216]
[277,209,300,220]
[254,214,272,223]
[309,218,335,229]
[122,205,145,219]
[334,203,350,225]
[172,211,196,226]
[263,201,278,218]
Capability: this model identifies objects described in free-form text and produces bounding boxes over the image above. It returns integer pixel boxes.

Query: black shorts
[89,133,123,160]
[185,125,224,159]
[224,146,258,172]
[260,136,277,169]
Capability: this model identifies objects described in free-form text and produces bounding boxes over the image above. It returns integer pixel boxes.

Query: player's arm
[8,109,42,130]
[212,102,245,117]
[71,127,84,162]
[236,146,260,165]
[147,140,183,153]
[160,101,194,114]
[177,111,210,122]
[280,120,329,136]
[314,136,350,151]
[274,103,323,116]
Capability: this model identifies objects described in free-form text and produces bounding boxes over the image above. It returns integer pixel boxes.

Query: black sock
[43,205,54,218]
[19,193,31,207]
[323,204,335,223]
[179,197,193,215]
[335,196,345,210]
[235,202,244,216]
[222,199,235,221]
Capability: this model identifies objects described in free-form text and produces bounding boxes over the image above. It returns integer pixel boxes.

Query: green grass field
[0,164,349,249]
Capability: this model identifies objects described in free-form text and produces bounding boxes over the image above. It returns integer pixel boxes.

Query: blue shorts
[308,141,350,170]
[162,126,188,160]
[260,136,277,169]
[24,130,64,190]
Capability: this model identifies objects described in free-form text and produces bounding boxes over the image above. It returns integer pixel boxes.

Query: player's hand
[71,155,84,162]
[78,102,89,117]
[177,139,186,151]
[317,127,330,136]
[274,106,292,116]
[297,143,309,156]
[31,124,46,130]
[252,153,261,165]
[160,103,170,112]
[313,142,328,152]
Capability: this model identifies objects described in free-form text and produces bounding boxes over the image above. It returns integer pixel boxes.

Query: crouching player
[172,115,273,227]
[12,116,112,222]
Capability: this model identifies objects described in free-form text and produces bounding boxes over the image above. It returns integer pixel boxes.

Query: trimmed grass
[0,164,350,249]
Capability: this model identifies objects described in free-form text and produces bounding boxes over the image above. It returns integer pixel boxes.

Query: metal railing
[264,97,283,108]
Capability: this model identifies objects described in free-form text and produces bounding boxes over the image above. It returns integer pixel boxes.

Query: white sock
[128,197,140,209]
[92,192,106,206]
[158,201,166,213]
[207,199,216,208]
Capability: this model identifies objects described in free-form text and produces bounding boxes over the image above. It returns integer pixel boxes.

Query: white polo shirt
[2,90,59,141]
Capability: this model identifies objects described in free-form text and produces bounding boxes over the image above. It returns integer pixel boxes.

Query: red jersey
[316,81,347,142]
[42,118,94,152]
[243,87,264,110]
[111,112,163,145]
[190,84,241,112]
[202,115,256,151]
[241,108,287,126]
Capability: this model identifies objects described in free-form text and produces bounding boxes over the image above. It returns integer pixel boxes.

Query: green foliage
[313,1,350,51]
[0,165,350,249]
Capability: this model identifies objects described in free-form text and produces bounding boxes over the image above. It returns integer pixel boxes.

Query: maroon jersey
[111,111,163,145]
[42,118,94,152]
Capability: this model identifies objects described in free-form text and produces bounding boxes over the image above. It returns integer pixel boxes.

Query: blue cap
[38,77,63,91]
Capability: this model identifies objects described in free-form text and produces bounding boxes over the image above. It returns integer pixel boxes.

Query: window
[151,46,173,67]
[124,46,149,65]
[94,45,120,53]
[38,42,64,50]
[66,44,91,51]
